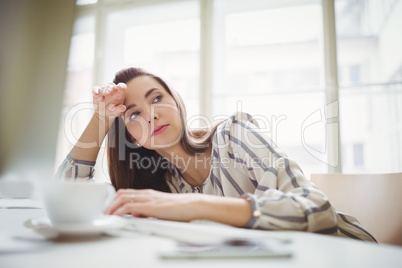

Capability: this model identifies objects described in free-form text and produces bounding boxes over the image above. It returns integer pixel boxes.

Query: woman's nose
[147,112,159,124]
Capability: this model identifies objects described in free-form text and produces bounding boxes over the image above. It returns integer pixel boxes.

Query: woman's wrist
[69,113,112,162]
[191,194,253,227]
[93,111,115,127]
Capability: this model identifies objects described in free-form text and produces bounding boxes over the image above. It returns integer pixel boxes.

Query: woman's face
[123,76,183,150]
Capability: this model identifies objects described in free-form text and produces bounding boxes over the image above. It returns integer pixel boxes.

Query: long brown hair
[107,68,218,191]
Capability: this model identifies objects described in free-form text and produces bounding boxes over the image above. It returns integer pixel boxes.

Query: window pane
[104,0,200,119]
[64,15,95,105]
[212,0,326,176]
[336,0,402,85]
[55,15,95,171]
[336,0,402,172]
[340,85,402,173]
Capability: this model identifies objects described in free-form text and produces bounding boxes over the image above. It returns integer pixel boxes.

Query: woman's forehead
[126,76,161,91]
[124,76,165,104]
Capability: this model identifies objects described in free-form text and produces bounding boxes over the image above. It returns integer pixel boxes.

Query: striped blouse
[57,112,376,242]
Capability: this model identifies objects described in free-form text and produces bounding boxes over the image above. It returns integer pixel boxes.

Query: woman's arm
[104,189,253,227]
[218,113,338,233]
[55,83,127,180]
[69,83,127,162]
[69,113,114,162]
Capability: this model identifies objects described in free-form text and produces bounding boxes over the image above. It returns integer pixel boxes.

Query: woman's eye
[153,95,162,103]
[129,111,140,120]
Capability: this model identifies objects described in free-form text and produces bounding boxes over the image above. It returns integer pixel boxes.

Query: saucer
[28,215,127,236]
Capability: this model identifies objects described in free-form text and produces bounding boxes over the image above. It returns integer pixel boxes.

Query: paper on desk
[121,217,293,259]
[159,242,293,259]
[127,217,292,245]
[0,198,44,209]
[125,217,291,253]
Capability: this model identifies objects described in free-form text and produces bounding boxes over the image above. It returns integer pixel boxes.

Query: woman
[57,67,376,242]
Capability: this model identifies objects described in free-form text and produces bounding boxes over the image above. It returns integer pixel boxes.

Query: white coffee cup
[43,181,115,226]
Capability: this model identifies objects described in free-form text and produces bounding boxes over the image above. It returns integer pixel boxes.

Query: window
[212,0,327,175]
[102,0,200,119]
[336,0,402,173]
[55,14,95,171]
[57,0,402,180]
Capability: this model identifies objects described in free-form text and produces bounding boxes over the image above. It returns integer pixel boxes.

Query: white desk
[1,204,402,268]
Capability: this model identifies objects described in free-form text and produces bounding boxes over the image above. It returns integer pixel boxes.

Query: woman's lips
[152,124,169,136]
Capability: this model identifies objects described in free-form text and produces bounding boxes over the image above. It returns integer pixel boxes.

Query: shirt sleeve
[220,112,338,233]
[54,154,96,182]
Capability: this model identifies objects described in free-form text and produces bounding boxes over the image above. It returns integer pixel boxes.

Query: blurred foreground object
[0,0,75,181]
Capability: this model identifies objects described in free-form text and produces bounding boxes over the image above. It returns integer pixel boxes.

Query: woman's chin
[150,140,181,150]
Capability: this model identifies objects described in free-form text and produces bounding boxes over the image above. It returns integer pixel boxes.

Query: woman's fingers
[104,189,199,222]
[105,189,147,215]
[114,104,127,113]
[107,103,126,114]
[92,82,127,118]
[113,202,150,217]
[104,189,162,216]
[116,82,127,89]
[92,84,112,96]
[101,83,115,95]
[92,86,101,95]
[93,83,126,98]
[104,190,133,215]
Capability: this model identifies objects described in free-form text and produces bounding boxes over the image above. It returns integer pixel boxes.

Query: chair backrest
[310,173,402,247]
